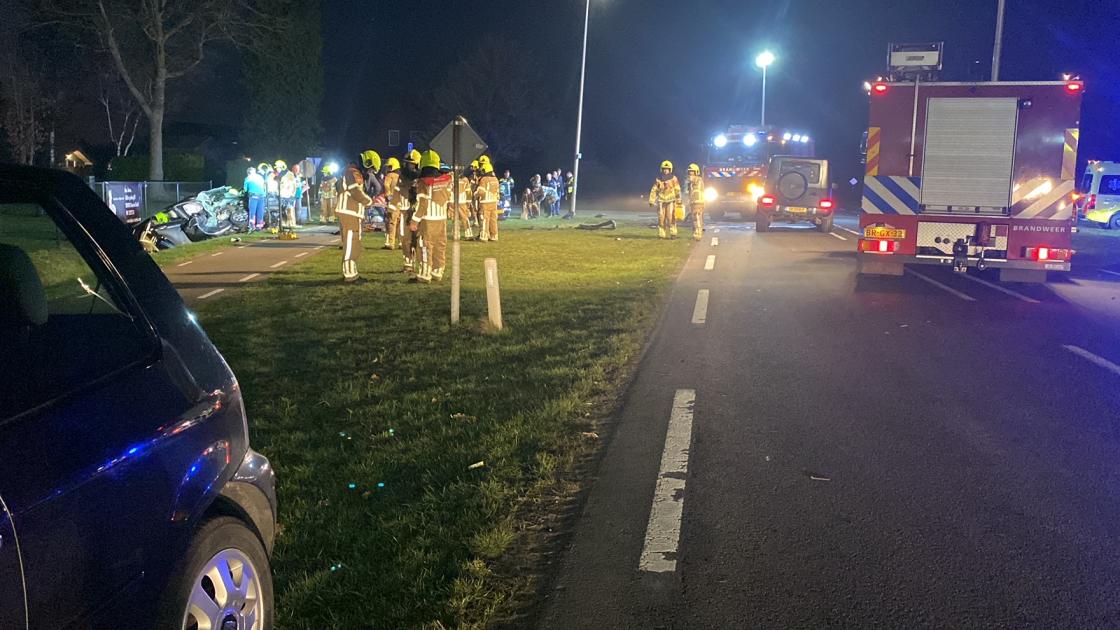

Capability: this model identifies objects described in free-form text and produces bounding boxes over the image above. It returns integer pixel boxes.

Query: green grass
[192,219,689,628]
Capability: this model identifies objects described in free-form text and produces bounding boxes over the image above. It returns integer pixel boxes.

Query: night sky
[321,0,1119,197]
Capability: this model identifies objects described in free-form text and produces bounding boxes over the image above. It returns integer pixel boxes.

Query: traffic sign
[430,117,488,167]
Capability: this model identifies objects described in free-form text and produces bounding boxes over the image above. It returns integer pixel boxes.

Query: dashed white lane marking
[704,255,716,271]
[711,237,719,246]
[238,273,261,282]
[210,251,224,257]
[639,389,696,574]
[960,273,1040,303]
[1064,345,1120,377]
[269,260,289,269]
[198,288,225,300]
[691,289,709,324]
[905,268,976,302]
[829,232,848,241]
[177,260,194,267]
[713,228,720,234]
[1101,269,1120,278]
[838,226,860,237]
[295,251,310,258]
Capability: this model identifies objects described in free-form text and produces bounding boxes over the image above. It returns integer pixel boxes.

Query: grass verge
[193,219,689,628]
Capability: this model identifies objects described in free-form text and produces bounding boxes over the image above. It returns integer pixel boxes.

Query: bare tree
[46,0,263,179]
[0,53,49,165]
[98,73,140,157]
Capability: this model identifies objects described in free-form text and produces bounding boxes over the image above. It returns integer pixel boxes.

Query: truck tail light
[860,239,896,254]
[871,82,889,95]
[1065,81,1084,95]
[759,194,776,207]
[1026,246,1073,262]
[818,199,835,213]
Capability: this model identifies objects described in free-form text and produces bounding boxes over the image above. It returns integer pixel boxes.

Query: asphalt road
[539,213,1120,629]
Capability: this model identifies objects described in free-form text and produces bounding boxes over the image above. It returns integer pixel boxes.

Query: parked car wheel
[157,517,274,630]
[756,213,771,232]
[1110,213,1120,230]
[818,215,834,233]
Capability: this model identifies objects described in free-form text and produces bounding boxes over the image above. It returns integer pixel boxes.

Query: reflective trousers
[657,202,678,238]
[480,203,499,241]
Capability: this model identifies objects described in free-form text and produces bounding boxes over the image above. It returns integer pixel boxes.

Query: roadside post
[431,116,488,325]
[484,257,502,330]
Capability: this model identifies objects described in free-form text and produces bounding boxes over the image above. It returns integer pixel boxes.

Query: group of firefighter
[649,160,706,240]
[327,148,503,283]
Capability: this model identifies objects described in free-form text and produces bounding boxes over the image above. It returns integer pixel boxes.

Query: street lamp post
[570,0,591,218]
[755,51,776,127]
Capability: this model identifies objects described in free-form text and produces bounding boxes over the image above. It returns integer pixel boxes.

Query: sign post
[431,116,488,325]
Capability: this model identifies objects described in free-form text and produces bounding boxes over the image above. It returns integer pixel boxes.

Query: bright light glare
[783,132,793,141]
[747,183,765,201]
[1024,179,1053,200]
[863,81,873,91]
[328,162,340,174]
[800,136,810,144]
[792,134,803,142]
[704,187,719,202]
[713,134,728,148]
[743,134,757,147]
[755,50,776,69]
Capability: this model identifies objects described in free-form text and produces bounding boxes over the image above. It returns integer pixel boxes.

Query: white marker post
[484,257,502,330]
[451,118,462,324]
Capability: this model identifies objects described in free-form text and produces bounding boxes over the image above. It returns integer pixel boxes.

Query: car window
[1080,173,1094,193]
[1098,175,1120,196]
[1,198,155,420]
[778,160,822,185]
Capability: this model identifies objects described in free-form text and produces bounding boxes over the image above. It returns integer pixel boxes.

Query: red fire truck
[703,125,815,219]
[858,79,1084,282]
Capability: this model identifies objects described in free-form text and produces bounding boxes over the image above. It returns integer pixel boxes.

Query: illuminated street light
[755,50,776,126]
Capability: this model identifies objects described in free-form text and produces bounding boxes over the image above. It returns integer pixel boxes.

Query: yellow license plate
[864,226,906,239]
[787,206,809,213]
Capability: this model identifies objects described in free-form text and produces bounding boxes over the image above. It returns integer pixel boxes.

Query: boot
[432,267,445,282]
[658,227,667,239]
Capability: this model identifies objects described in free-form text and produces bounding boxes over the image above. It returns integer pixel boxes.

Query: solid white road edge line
[691,289,709,325]
[269,260,289,269]
[704,255,716,271]
[829,232,848,241]
[198,288,224,300]
[177,260,193,267]
[905,269,976,302]
[238,273,260,282]
[1063,345,1120,377]
[959,273,1040,303]
[711,237,719,246]
[639,389,697,573]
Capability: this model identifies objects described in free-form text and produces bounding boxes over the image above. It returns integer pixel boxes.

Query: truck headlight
[747,183,765,201]
[704,188,719,202]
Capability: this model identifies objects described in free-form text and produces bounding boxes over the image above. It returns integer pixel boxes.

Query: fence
[91,180,214,223]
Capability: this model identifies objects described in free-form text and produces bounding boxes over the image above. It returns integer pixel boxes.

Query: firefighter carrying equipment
[649,171,682,239]
[420,150,442,171]
[361,150,382,171]
[661,160,674,172]
[385,157,401,172]
[688,171,705,240]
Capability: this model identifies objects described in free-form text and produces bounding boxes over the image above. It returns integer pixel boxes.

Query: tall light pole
[755,50,776,127]
[570,0,591,218]
[991,0,1006,81]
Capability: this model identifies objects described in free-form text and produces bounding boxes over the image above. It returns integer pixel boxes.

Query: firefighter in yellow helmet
[410,150,452,283]
[381,157,402,249]
[686,163,705,240]
[399,150,423,274]
[319,164,339,223]
[649,160,682,239]
[474,159,501,241]
[337,158,373,282]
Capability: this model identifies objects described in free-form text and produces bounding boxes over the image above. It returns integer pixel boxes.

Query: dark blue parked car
[0,165,276,629]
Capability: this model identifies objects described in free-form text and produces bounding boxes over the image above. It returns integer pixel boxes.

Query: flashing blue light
[127,446,141,455]
[713,134,728,148]
[347,483,357,490]
[783,132,793,141]
[377,482,385,488]
[792,134,803,142]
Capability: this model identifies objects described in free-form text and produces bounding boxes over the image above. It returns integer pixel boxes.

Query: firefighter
[360,150,383,230]
[276,160,298,228]
[382,157,402,249]
[319,164,339,222]
[455,161,476,240]
[475,159,501,241]
[686,163,705,240]
[337,159,373,282]
[399,149,422,276]
[468,159,481,230]
[410,150,451,283]
[648,160,682,239]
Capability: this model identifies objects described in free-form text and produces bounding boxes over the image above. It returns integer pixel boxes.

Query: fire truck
[858,79,1085,282]
[703,125,815,219]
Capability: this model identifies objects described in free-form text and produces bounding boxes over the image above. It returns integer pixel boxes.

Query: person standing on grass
[319,165,339,223]
[338,160,373,282]
[648,160,682,239]
[382,157,402,250]
[562,170,576,219]
[400,149,422,277]
[277,160,297,228]
[410,150,451,283]
[292,164,307,225]
[475,159,501,241]
[243,166,266,230]
[500,170,514,218]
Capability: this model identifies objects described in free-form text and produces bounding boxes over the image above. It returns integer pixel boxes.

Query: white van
[1078,161,1120,228]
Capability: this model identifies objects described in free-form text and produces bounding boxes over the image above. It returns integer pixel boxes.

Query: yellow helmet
[361,150,382,171]
[478,155,492,166]
[385,157,401,172]
[481,161,495,175]
[257,162,272,173]
[419,149,441,171]
[470,160,479,170]
[688,163,701,174]
[273,160,287,171]
[660,160,673,172]
[406,149,422,166]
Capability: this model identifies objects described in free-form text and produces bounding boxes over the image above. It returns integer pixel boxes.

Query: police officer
[648,160,682,239]
[686,163,705,240]
[337,159,373,282]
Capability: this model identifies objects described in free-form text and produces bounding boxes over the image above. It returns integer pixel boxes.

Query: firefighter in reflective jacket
[410,150,451,283]
[400,149,422,275]
[382,157,402,249]
[648,160,682,239]
[475,159,501,241]
[338,160,373,281]
[686,163,705,240]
